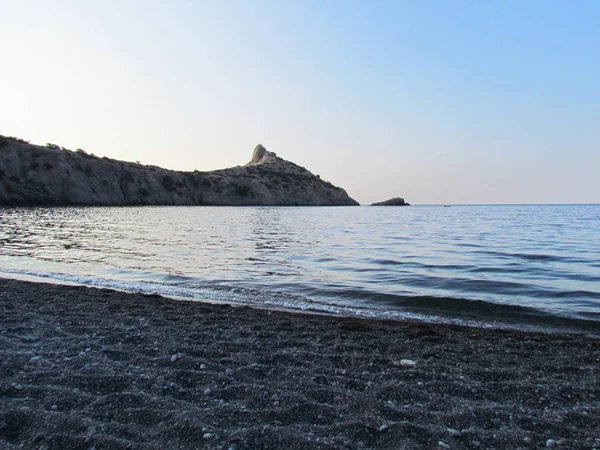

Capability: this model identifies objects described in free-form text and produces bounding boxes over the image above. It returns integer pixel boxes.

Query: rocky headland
[0,136,358,206]
[371,197,410,206]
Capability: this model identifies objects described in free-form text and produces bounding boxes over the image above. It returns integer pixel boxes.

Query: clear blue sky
[1,0,599,204]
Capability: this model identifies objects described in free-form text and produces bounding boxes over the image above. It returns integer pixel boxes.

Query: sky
[1,1,599,204]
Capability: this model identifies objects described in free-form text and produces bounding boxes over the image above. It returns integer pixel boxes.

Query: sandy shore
[1,279,599,449]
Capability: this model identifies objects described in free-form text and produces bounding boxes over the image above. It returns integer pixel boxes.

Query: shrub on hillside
[234,184,252,197]
[161,175,175,192]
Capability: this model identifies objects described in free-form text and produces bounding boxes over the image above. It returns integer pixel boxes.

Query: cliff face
[0,137,359,206]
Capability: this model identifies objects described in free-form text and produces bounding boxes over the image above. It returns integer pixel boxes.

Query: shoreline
[1,278,599,449]
[1,270,598,338]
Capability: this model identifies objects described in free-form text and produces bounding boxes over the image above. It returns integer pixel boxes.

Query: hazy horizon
[1,1,598,205]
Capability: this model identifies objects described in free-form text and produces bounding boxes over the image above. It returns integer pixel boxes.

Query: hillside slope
[0,136,358,206]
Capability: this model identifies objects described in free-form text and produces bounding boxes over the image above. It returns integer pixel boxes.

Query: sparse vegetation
[44,163,54,171]
[45,143,60,149]
[0,135,29,147]
[119,171,135,188]
[183,172,199,188]
[75,149,97,160]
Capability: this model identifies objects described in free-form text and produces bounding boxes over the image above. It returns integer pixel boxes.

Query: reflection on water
[1,205,599,329]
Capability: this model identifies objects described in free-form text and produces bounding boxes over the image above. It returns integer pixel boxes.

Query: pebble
[546,439,557,448]
[379,424,389,433]
[203,388,212,396]
[170,354,178,362]
[472,441,481,448]
[438,441,451,449]
[447,428,461,438]
[29,356,43,367]
[400,359,417,368]
[202,433,213,440]
[523,436,532,444]
[32,433,46,443]
[199,363,206,370]
[51,405,57,411]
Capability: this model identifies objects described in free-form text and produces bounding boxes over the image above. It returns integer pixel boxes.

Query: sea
[1,204,599,334]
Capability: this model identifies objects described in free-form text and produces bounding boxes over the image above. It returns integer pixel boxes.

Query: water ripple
[0,204,599,332]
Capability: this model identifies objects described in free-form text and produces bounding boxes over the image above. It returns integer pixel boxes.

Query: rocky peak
[249,144,277,165]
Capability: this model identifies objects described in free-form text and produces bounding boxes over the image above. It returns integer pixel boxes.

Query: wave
[1,268,598,336]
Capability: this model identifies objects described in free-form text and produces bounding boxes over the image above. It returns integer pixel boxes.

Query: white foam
[0,268,502,329]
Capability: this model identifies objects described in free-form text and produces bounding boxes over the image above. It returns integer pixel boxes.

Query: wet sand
[1,279,599,449]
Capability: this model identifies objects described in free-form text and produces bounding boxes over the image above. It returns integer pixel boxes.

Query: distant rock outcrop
[0,135,359,206]
[371,197,410,206]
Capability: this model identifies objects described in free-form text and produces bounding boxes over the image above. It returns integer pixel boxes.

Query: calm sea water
[1,205,599,333]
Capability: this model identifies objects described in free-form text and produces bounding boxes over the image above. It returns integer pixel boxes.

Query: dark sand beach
[1,279,599,449]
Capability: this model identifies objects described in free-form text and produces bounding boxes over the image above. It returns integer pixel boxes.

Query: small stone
[448,428,461,438]
[524,436,532,444]
[170,354,178,362]
[438,441,451,449]
[203,433,213,440]
[29,356,43,367]
[51,405,58,411]
[199,363,206,370]
[379,424,389,433]
[203,388,212,396]
[546,439,557,448]
[32,433,46,443]
[399,359,416,368]
[472,441,481,448]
